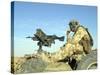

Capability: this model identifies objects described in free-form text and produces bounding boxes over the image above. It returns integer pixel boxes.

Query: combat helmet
[69,20,80,32]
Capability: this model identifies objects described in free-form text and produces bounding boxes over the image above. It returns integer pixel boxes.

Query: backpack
[76,26,93,54]
[83,26,93,46]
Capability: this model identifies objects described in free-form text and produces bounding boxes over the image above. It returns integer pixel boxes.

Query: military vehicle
[25,29,97,70]
[12,29,97,74]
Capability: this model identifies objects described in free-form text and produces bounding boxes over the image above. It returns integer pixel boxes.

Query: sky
[12,1,97,56]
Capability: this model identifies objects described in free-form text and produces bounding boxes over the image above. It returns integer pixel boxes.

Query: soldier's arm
[71,27,87,44]
[66,30,71,43]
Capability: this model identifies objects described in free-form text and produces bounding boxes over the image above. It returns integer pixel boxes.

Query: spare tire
[77,50,97,70]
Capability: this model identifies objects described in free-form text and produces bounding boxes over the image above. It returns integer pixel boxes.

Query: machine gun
[26,29,64,53]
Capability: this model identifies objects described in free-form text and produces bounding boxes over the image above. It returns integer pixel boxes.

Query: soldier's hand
[67,30,71,36]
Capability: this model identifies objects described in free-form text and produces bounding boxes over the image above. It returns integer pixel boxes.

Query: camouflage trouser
[52,43,84,61]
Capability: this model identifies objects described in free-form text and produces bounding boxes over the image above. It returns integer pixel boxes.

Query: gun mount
[26,29,64,53]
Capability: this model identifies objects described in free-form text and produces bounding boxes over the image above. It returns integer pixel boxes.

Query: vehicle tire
[77,50,97,70]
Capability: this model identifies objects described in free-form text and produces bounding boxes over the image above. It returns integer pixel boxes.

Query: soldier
[53,20,93,62]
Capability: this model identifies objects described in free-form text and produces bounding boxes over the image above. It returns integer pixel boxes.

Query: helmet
[69,20,80,31]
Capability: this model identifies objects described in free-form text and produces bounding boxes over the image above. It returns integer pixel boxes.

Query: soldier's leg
[53,43,84,62]
[52,43,75,61]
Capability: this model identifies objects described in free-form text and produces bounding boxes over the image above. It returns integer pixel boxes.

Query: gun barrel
[57,36,64,41]
[48,35,64,42]
[26,36,32,38]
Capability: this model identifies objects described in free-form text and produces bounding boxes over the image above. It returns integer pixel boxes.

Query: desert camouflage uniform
[53,26,91,61]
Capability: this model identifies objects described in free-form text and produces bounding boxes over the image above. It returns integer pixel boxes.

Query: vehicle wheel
[77,50,97,70]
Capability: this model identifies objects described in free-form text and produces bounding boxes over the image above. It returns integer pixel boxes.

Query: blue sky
[12,1,97,56]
